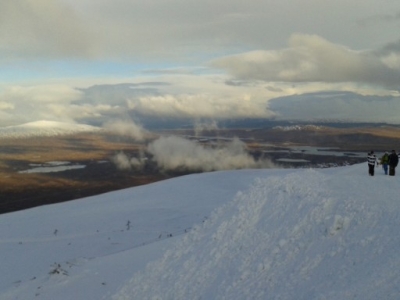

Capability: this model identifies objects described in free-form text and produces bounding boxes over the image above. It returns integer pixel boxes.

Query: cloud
[110,135,275,173]
[0,111,14,125]
[0,0,272,61]
[0,85,83,126]
[130,93,271,119]
[2,74,400,128]
[103,119,147,141]
[2,0,400,127]
[193,120,219,137]
[358,11,400,26]
[0,0,94,61]
[0,0,399,65]
[268,91,400,124]
[147,135,274,172]
[0,102,14,110]
[62,78,393,126]
[75,80,275,122]
[1,85,82,104]
[0,78,279,127]
[73,0,400,59]
[211,34,400,89]
[380,40,400,54]
[111,152,145,171]
[376,40,400,70]
[141,67,208,75]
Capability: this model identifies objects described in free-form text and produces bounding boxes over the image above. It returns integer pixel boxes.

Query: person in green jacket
[380,152,389,175]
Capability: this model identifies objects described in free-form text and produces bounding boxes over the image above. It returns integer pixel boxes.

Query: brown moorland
[2,126,400,214]
[0,133,168,214]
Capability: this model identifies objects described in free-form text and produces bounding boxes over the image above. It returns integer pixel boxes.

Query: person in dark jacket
[367,151,377,176]
[388,150,399,176]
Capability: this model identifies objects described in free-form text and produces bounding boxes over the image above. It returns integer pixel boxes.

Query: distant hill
[0,120,101,139]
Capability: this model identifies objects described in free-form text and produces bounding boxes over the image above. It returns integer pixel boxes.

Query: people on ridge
[380,152,389,175]
[388,150,399,176]
[367,150,377,176]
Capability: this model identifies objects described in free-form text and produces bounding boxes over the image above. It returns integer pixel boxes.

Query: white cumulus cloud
[211,34,400,89]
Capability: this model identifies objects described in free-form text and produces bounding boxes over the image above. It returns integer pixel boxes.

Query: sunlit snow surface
[1,164,400,300]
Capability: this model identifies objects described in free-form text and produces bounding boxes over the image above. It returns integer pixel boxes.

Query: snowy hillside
[0,120,100,138]
[1,164,400,299]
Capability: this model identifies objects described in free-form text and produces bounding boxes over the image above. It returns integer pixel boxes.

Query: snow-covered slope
[1,164,400,300]
[0,120,100,138]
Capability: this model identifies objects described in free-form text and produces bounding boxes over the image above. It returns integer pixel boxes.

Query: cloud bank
[268,91,400,123]
[131,94,270,119]
[2,0,399,62]
[211,34,400,89]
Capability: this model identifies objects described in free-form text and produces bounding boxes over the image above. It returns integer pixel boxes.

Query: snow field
[114,166,400,300]
[1,164,400,299]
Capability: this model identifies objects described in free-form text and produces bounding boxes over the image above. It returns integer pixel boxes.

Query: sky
[2,163,400,299]
[1,0,400,127]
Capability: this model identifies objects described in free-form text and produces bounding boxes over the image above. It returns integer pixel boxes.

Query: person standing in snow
[388,150,399,176]
[380,152,389,175]
[367,151,377,176]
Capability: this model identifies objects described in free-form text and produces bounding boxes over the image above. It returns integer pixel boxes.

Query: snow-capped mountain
[0,120,101,139]
[1,163,400,299]
[273,124,324,131]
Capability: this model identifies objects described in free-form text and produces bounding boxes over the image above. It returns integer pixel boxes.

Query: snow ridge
[0,120,100,139]
[114,168,400,300]
[2,164,400,299]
